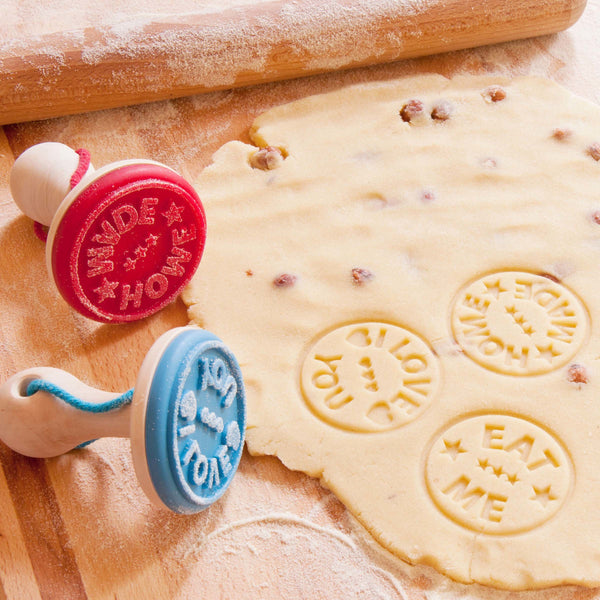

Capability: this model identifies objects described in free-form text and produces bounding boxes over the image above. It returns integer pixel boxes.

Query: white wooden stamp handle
[10,142,94,227]
[0,367,130,458]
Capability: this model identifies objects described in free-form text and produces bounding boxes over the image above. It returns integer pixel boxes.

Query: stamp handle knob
[0,367,130,458]
[9,142,94,226]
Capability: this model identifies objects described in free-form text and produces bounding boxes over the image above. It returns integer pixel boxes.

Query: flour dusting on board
[37,425,600,599]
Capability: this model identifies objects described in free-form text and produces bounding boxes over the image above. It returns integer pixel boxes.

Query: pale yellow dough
[183,75,600,589]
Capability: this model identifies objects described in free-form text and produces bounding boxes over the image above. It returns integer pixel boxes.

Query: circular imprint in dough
[425,414,573,535]
[300,322,440,432]
[451,271,588,376]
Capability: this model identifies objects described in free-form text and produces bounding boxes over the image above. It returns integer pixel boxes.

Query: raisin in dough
[183,75,600,589]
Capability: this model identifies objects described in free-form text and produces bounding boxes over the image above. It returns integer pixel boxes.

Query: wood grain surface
[2,1,600,599]
[0,0,587,125]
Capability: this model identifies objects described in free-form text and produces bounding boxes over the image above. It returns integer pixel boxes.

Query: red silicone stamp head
[49,162,206,322]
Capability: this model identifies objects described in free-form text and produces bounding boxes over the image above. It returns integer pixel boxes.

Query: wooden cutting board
[0,0,587,125]
[1,1,600,599]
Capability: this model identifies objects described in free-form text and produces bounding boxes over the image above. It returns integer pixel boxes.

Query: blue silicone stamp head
[136,327,246,513]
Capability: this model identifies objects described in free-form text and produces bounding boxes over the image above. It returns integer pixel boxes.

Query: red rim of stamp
[49,162,206,322]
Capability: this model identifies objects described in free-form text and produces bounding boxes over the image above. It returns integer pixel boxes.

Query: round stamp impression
[300,322,440,432]
[451,271,588,376]
[425,414,573,535]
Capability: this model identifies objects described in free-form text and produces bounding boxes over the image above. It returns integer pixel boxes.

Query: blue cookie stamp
[134,327,246,513]
[0,326,246,515]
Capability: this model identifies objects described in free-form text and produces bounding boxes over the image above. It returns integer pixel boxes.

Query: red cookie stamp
[10,143,206,322]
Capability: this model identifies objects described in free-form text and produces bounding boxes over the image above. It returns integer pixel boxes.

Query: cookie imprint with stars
[425,414,572,535]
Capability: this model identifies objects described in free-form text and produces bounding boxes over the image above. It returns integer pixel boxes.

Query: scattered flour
[2,0,269,38]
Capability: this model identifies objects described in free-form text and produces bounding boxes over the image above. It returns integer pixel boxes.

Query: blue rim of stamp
[144,328,246,513]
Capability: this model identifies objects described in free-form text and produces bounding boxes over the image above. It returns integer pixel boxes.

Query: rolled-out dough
[183,75,600,589]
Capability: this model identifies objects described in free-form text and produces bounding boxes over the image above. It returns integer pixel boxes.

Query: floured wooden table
[2,2,600,599]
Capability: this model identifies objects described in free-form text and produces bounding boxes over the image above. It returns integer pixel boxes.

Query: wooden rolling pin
[0,0,587,125]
